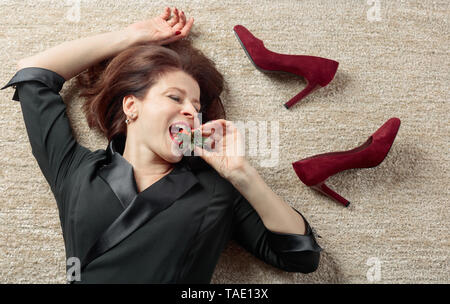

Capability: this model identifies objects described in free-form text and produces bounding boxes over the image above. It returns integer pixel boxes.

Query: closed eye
[170,95,201,112]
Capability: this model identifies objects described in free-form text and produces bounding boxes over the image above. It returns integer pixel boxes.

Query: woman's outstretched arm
[17,30,135,80]
[17,6,194,80]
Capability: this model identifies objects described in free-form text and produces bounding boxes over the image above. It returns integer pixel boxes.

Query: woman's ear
[123,94,138,117]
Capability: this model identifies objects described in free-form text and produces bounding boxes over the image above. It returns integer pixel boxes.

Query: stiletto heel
[292,117,401,207]
[310,182,350,207]
[233,24,339,109]
[284,81,318,109]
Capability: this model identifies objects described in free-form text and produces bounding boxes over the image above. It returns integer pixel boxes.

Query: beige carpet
[0,0,449,283]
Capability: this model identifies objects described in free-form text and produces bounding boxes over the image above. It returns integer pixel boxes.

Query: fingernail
[175,31,181,35]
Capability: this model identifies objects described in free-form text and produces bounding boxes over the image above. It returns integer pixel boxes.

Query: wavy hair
[74,39,226,142]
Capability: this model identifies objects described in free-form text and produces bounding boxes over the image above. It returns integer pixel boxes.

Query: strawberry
[174,128,209,151]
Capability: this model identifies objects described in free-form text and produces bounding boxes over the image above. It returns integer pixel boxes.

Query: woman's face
[124,69,202,163]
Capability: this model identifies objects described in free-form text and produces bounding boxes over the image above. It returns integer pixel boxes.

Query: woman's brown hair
[75,38,226,142]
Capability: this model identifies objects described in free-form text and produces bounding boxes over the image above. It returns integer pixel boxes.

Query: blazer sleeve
[1,67,92,196]
[231,192,323,273]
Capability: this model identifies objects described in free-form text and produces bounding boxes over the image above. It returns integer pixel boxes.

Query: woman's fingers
[171,11,193,34]
[160,7,171,20]
[157,7,194,45]
[161,17,194,45]
[167,7,180,26]
[179,16,194,36]
[180,11,186,26]
[169,7,193,32]
[173,10,186,30]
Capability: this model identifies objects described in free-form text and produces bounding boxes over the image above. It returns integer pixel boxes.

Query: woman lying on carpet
[1,6,321,283]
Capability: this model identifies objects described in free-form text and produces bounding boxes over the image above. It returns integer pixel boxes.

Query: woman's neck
[122,139,174,183]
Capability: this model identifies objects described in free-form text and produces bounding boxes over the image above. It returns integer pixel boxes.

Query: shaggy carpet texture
[0,0,448,283]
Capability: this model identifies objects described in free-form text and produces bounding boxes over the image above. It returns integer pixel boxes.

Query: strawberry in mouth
[169,122,210,152]
[169,122,191,148]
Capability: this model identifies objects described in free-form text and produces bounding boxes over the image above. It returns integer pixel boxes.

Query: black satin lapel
[81,163,199,271]
[98,152,138,210]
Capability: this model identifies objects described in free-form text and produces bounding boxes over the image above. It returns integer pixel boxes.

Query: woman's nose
[181,105,202,127]
[181,103,197,118]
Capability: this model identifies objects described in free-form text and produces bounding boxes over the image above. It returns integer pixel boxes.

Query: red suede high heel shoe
[233,24,339,109]
[292,118,401,207]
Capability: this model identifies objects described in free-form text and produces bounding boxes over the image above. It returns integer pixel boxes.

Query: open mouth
[169,122,210,151]
[169,122,192,148]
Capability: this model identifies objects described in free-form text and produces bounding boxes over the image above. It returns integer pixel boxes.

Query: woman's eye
[170,95,200,112]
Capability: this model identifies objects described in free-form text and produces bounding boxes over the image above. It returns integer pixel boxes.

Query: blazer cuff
[266,208,323,253]
[1,67,66,101]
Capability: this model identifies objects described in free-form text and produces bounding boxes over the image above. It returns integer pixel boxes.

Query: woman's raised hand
[126,7,194,46]
[193,119,249,182]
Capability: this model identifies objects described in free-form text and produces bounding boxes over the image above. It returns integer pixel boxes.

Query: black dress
[1,67,322,283]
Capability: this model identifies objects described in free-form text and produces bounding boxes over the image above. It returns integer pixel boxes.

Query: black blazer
[1,67,322,283]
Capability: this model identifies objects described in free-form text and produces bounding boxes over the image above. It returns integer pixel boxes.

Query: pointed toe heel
[233,24,339,109]
[292,117,401,207]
